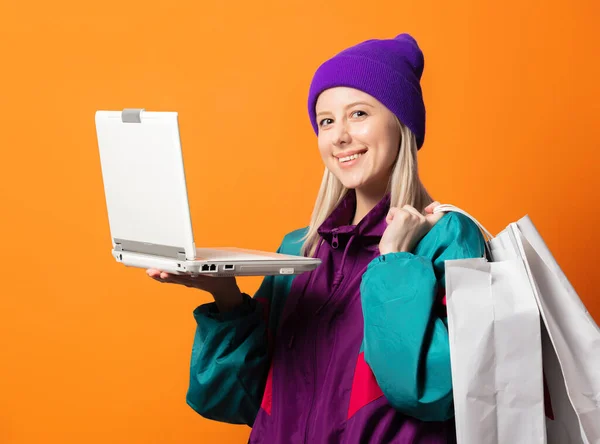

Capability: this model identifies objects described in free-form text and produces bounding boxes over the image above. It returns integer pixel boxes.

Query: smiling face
[315,87,401,195]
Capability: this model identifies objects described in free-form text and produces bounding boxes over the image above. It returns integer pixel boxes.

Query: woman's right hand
[147,269,244,313]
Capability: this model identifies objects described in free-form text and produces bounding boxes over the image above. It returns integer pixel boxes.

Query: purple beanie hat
[308,33,426,149]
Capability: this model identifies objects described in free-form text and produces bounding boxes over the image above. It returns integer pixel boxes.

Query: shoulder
[278,227,309,256]
[416,211,486,259]
[437,211,481,236]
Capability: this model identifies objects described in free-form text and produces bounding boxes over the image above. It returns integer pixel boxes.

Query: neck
[351,182,388,226]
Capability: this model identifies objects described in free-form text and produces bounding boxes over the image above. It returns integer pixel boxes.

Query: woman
[148,33,485,443]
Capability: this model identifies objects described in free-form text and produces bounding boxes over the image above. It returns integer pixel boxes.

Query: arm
[186,276,273,425]
[360,212,485,422]
[185,229,306,426]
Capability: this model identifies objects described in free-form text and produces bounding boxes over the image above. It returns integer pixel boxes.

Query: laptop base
[113,248,319,277]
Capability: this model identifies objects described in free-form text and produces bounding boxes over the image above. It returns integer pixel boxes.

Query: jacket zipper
[331,229,339,249]
[303,246,354,444]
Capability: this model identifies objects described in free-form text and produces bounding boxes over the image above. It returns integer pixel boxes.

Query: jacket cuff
[193,293,257,323]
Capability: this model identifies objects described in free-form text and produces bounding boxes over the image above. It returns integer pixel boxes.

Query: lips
[335,148,368,163]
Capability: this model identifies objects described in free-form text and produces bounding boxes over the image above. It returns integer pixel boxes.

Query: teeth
[339,152,364,163]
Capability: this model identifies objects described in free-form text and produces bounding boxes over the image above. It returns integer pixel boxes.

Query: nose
[332,121,351,147]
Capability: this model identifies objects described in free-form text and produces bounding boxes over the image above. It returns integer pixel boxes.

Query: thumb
[386,207,401,224]
[425,210,445,226]
[424,201,441,214]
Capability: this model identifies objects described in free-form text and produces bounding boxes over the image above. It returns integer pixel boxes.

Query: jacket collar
[317,189,390,242]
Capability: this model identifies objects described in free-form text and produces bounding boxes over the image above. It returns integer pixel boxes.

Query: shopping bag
[436,205,600,444]
[437,206,546,444]
[516,215,600,444]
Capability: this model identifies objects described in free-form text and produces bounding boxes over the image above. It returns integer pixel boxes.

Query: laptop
[95,108,321,277]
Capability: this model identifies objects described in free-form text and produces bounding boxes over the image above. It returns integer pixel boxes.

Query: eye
[351,110,367,118]
[319,118,334,127]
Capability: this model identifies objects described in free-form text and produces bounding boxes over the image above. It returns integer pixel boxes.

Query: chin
[337,175,369,190]
[329,160,371,187]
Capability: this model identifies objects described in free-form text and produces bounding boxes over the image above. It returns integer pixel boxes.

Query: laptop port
[210,264,216,271]
[224,264,234,270]
[201,264,210,272]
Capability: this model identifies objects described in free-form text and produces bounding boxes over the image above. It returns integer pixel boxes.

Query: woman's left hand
[379,201,445,255]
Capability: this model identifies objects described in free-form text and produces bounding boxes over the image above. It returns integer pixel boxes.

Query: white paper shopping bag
[516,216,600,444]
[436,205,600,444]
[442,216,547,444]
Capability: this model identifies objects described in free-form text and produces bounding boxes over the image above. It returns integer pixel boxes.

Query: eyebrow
[316,101,375,118]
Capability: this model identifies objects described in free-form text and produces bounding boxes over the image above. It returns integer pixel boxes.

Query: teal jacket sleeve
[185,228,306,426]
[360,212,485,422]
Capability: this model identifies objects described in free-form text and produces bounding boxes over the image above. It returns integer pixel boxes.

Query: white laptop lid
[95,109,196,260]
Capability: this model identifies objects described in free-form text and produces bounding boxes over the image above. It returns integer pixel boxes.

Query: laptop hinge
[114,238,187,260]
[121,108,145,123]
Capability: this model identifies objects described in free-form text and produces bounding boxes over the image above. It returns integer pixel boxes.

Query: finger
[402,205,424,218]
[149,274,173,284]
[156,274,197,288]
[424,201,441,214]
[425,211,446,226]
[158,270,188,279]
[163,272,215,285]
[147,268,161,278]
[150,276,165,284]
[386,207,401,224]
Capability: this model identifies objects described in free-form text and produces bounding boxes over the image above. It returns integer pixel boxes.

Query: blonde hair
[300,121,434,257]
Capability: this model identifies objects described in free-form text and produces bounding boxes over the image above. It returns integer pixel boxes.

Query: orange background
[0,0,598,443]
